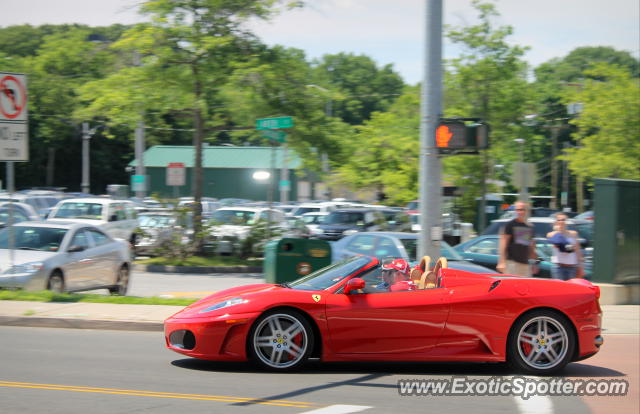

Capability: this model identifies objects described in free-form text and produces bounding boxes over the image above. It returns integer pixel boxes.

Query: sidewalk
[0,300,637,334]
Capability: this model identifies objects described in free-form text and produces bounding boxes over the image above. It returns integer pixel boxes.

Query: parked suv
[206,206,287,254]
[312,208,387,241]
[47,198,139,245]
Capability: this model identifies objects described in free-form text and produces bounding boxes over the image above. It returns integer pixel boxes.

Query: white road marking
[514,394,553,414]
[299,404,372,414]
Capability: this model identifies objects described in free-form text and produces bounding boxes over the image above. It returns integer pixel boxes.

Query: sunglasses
[515,208,526,211]
[557,219,566,222]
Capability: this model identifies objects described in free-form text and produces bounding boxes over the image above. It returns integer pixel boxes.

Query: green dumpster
[593,178,640,284]
[263,238,332,284]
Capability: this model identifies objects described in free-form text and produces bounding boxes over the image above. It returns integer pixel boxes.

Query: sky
[1,0,638,84]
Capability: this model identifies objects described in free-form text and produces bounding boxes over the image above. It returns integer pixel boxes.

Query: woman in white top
[546,213,584,280]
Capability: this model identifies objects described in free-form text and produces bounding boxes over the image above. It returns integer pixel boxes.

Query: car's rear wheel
[508,309,575,374]
[108,265,129,296]
[248,310,313,371]
[47,271,65,293]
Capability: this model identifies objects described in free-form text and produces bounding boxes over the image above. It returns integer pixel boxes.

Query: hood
[211,225,250,238]
[47,218,105,225]
[319,224,359,232]
[447,260,497,274]
[169,283,279,318]
[0,249,57,269]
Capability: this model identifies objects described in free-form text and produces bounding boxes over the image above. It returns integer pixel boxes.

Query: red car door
[325,288,450,354]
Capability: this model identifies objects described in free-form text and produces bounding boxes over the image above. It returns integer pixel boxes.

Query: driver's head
[381,258,410,284]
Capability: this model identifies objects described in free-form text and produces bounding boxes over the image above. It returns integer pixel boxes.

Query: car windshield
[0,226,68,252]
[302,215,326,224]
[51,202,104,220]
[398,238,464,261]
[325,211,364,225]
[139,215,174,228]
[288,256,372,291]
[210,209,256,225]
[293,207,320,216]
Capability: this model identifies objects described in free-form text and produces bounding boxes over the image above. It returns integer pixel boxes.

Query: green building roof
[129,145,302,169]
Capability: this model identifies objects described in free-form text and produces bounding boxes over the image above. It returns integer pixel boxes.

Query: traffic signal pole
[418,0,443,260]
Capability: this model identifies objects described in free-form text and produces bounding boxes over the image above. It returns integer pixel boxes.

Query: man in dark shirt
[497,201,538,276]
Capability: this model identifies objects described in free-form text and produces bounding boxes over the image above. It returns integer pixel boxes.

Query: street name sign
[256,116,293,130]
[0,72,29,161]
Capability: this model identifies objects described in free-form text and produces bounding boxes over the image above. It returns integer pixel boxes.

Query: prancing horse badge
[312,295,321,302]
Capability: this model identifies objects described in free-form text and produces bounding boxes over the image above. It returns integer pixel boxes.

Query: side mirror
[109,214,118,222]
[68,245,85,253]
[344,277,365,295]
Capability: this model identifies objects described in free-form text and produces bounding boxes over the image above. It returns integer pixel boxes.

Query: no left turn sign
[0,74,27,121]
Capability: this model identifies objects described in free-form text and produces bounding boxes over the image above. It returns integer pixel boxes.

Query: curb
[0,316,163,331]
[133,264,263,274]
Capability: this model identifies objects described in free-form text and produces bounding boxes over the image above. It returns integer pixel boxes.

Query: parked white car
[46,198,139,244]
[207,207,287,254]
[300,211,329,235]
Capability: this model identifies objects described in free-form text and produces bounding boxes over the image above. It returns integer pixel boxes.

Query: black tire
[507,309,576,375]
[108,265,129,296]
[47,271,65,293]
[247,310,314,371]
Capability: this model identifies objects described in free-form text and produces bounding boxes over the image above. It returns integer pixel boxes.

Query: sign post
[166,162,185,199]
[0,72,29,163]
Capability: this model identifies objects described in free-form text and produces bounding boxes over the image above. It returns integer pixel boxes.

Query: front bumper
[164,312,260,361]
[0,272,46,290]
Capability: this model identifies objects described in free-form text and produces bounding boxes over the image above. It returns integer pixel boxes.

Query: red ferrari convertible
[164,256,603,374]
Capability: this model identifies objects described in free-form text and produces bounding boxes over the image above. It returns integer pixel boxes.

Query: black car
[313,208,387,241]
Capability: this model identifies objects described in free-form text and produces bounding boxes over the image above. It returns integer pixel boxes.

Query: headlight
[4,262,44,274]
[311,227,323,234]
[198,297,247,313]
[343,229,359,236]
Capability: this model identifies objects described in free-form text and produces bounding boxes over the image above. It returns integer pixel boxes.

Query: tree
[561,63,640,181]
[76,0,298,252]
[444,0,531,225]
[312,53,405,125]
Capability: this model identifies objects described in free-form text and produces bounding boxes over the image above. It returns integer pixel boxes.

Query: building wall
[144,167,298,201]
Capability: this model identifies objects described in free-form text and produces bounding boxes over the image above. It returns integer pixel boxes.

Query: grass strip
[0,290,198,306]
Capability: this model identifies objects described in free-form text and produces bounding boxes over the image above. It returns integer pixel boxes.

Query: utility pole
[418,0,443,260]
[81,122,91,194]
[133,51,146,199]
[550,125,559,209]
[279,144,289,204]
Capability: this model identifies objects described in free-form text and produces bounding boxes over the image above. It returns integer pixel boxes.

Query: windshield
[302,215,326,224]
[51,202,104,220]
[293,207,320,216]
[288,256,372,291]
[139,215,174,228]
[325,211,364,225]
[210,209,257,225]
[398,238,464,261]
[0,226,68,252]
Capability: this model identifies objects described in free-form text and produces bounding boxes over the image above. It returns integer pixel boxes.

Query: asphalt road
[2,327,636,414]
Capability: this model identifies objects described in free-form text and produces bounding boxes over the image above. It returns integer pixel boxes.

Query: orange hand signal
[436,125,453,147]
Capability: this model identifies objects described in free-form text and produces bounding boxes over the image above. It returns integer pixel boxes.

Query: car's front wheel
[108,265,129,296]
[248,310,314,371]
[508,309,575,374]
[47,271,65,293]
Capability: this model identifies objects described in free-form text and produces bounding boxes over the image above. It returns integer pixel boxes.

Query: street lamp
[306,84,333,199]
[513,138,529,202]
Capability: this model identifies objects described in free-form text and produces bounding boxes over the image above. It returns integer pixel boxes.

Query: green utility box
[263,238,332,284]
[593,178,640,284]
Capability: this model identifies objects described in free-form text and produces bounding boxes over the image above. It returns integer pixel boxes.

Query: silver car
[0,221,131,294]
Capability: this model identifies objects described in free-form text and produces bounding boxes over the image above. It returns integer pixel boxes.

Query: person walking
[497,201,538,276]
[547,213,584,280]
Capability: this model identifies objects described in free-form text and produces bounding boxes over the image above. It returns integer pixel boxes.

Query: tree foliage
[561,63,640,181]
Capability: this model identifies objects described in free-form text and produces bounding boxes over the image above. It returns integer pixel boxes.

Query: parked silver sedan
[0,221,131,294]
